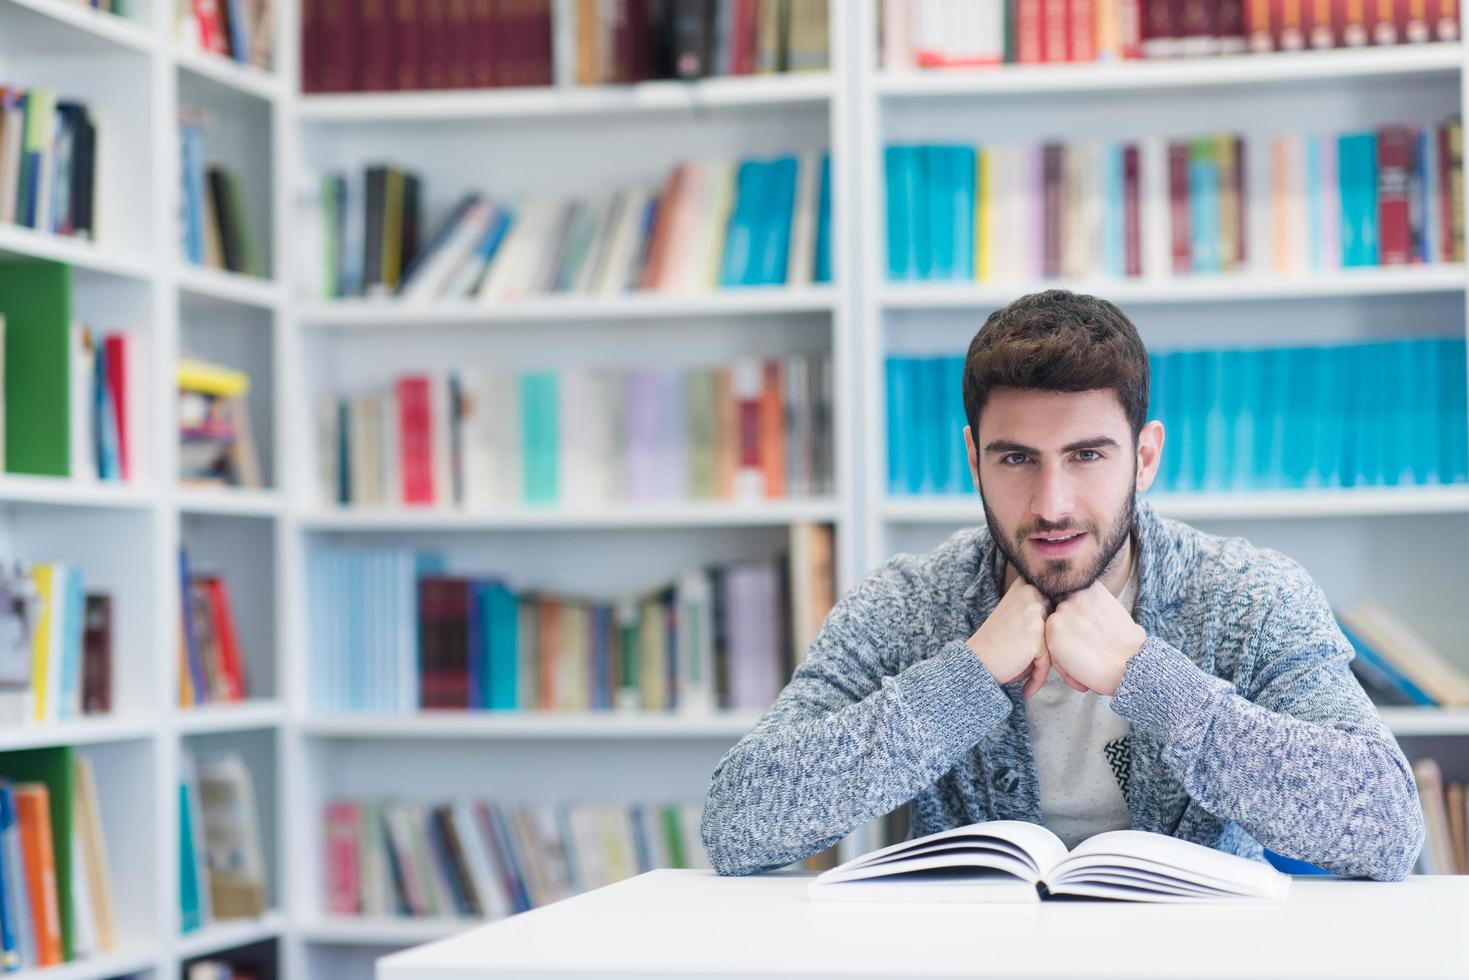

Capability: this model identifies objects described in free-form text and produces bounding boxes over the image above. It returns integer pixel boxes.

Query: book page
[814,820,1069,884]
[1047,830,1291,901]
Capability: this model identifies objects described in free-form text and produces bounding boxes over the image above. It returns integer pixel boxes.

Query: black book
[207,166,243,272]
[362,165,388,294]
[400,172,422,283]
[432,806,485,917]
[672,0,714,78]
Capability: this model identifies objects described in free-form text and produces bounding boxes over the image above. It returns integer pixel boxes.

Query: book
[809,820,1291,904]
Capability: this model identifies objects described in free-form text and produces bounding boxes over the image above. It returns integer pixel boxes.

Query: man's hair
[962,289,1150,440]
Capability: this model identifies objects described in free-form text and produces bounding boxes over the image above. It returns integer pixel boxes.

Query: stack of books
[0,564,111,728]
[0,89,97,241]
[317,353,834,509]
[575,0,829,83]
[323,797,710,920]
[884,120,1464,284]
[300,0,554,92]
[0,749,117,969]
[1339,600,1469,707]
[881,0,1461,70]
[1412,757,1469,875]
[303,152,833,302]
[177,358,261,490]
[307,523,834,715]
[177,550,249,709]
[179,111,263,278]
[176,0,278,69]
[179,752,268,932]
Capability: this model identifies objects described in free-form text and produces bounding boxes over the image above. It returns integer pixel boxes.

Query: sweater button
[991,767,1019,793]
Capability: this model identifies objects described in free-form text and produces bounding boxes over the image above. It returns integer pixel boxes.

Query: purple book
[723,563,782,711]
[660,370,689,501]
[628,370,659,501]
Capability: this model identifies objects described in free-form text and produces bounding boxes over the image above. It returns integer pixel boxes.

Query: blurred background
[0,0,1467,977]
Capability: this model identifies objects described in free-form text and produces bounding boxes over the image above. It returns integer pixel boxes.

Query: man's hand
[966,577,1054,698]
[1045,581,1147,696]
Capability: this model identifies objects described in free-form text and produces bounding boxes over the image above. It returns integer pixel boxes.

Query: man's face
[963,387,1163,603]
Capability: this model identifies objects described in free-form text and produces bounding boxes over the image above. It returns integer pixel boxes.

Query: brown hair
[962,289,1150,440]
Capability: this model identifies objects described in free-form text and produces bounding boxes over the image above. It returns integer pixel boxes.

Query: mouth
[1028,530,1088,558]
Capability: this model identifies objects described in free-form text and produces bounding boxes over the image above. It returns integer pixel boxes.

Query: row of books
[0,264,147,483]
[0,565,110,729]
[884,121,1465,284]
[178,550,249,708]
[880,0,1461,69]
[886,337,1469,497]
[1340,599,1469,707]
[300,0,554,93]
[323,798,710,919]
[317,354,834,510]
[176,0,278,69]
[186,961,266,980]
[0,749,117,970]
[1413,757,1469,875]
[0,88,96,242]
[179,113,263,277]
[575,0,829,84]
[308,523,833,714]
[180,751,268,933]
[178,358,262,490]
[302,152,833,303]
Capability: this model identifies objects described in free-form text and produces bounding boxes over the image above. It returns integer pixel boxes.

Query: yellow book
[383,169,406,290]
[30,564,56,723]
[1216,134,1238,273]
[976,148,994,283]
[179,614,195,708]
[177,359,249,398]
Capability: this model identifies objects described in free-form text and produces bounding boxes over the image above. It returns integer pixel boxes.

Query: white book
[457,369,494,509]
[575,192,625,295]
[380,386,403,507]
[1247,132,1274,276]
[451,801,510,920]
[810,822,1291,905]
[316,395,340,506]
[494,373,524,507]
[680,162,732,293]
[297,172,327,301]
[0,103,24,225]
[69,325,97,483]
[1140,136,1170,281]
[557,367,589,507]
[786,153,819,288]
[399,198,493,304]
[341,169,366,297]
[595,186,653,296]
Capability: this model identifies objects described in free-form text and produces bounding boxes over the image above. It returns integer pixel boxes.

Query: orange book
[14,784,62,966]
[1271,137,1291,274]
[201,577,247,701]
[758,360,787,498]
[713,368,737,499]
[637,165,688,291]
[537,598,560,711]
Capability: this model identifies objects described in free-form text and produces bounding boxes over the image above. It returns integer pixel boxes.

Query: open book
[808,820,1291,904]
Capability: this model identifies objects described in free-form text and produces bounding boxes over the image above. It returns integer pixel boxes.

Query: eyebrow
[983,436,1122,455]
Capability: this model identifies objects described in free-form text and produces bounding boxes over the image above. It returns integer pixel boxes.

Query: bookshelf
[3,1,1469,978]
[0,0,291,975]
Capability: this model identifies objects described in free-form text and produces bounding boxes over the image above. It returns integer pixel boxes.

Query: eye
[1001,453,1029,466]
[1075,450,1103,462]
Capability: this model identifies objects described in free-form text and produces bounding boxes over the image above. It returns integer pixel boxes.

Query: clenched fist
[965,578,1055,698]
[1045,580,1147,696]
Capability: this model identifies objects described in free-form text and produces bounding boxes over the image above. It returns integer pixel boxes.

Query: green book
[0,261,70,477]
[178,783,202,933]
[686,370,715,499]
[521,373,559,505]
[222,172,262,278]
[0,747,75,960]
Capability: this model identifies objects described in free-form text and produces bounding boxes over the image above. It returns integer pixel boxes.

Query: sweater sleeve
[1111,562,1425,881]
[699,559,1015,877]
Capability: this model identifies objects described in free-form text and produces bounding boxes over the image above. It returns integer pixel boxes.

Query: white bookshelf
[6,2,1469,978]
[0,0,291,976]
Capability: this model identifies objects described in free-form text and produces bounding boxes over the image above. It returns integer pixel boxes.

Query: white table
[377,869,1469,979]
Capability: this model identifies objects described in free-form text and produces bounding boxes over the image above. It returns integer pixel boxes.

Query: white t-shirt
[1027,561,1139,850]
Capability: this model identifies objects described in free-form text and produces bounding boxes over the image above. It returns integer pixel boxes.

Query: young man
[700,289,1424,881]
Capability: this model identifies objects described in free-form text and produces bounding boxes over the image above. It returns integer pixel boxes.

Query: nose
[1030,458,1074,524]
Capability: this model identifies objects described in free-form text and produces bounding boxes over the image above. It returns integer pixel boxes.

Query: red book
[449,0,473,87]
[1439,122,1455,261]
[1233,136,1248,267]
[1338,0,1370,45]
[418,577,472,709]
[324,802,361,915]
[103,334,129,481]
[1017,0,1044,62]
[192,0,230,55]
[1141,0,1177,55]
[359,0,393,91]
[300,0,322,90]
[471,0,492,87]
[1435,0,1460,40]
[1218,0,1248,49]
[1120,0,1144,57]
[538,598,559,710]
[759,360,786,498]
[422,0,448,90]
[201,577,247,701]
[395,0,424,90]
[1377,125,1413,264]
[319,0,360,92]
[528,0,554,85]
[1168,141,1191,274]
[396,376,436,504]
[1123,144,1142,276]
[1071,0,1097,61]
[1042,144,1063,277]
[1042,0,1068,60]
[1180,0,1217,52]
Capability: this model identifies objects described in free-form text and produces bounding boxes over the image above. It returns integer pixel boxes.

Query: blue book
[951,146,977,281]
[345,551,365,711]
[1305,135,1324,270]
[745,160,778,286]
[911,147,933,280]
[1187,141,1221,273]
[1158,350,1185,493]
[1338,133,1379,266]
[1199,348,1228,492]
[0,781,18,970]
[886,356,911,495]
[920,357,949,494]
[1411,339,1439,485]
[224,0,251,61]
[1362,341,1389,486]
[1383,341,1415,486]
[1173,350,1203,492]
[1103,143,1125,279]
[1227,348,1259,491]
[178,549,209,703]
[1256,347,1288,489]
[945,355,973,494]
[1338,344,1364,488]
[58,568,83,721]
[813,153,832,283]
[884,146,915,280]
[484,582,519,711]
[1337,616,1436,706]
[1309,346,1344,488]
[1444,338,1469,483]
[720,160,761,286]
[764,156,799,285]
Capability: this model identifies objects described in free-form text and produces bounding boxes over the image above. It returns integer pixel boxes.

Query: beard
[980,478,1137,605]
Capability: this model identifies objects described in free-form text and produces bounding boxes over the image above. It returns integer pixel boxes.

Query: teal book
[813,153,832,283]
[884,146,915,280]
[1310,345,1345,489]
[764,156,798,286]
[1256,347,1288,489]
[745,160,777,286]
[951,146,977,281]
[1158,350,1185,493]
[57,568,83,721]
[886,357,911,494]
[945,355,972,494]
[1443,338,1468,483]
[1103,143,1125,279]
[1199,349,1228,492]
[0,261,72,477]
[179,782,203,933]
[1228,348,1260,491]
[911,147,933,280]
[1384,341,1415,486]
[720,160,761,286]
[1411,339,1439,485]
[1339,343,1366,488]
[1338,133,1379,266]
[1174,351,1203,492]
[1305,135,1323,271]
[920,357,949,494]
[1187,141,1221,274]
[485,582,519,711]
[521,373,559,505]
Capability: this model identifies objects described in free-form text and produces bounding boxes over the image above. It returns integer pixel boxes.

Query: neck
[1001,532,1136,599]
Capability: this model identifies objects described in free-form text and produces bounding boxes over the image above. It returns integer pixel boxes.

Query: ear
[1135,420,1164,493]
[964,425,980,490]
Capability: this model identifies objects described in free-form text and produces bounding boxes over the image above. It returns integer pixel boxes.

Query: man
[700,289,1424,881]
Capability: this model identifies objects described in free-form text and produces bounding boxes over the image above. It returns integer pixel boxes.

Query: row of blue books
[886,338,1469,496]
